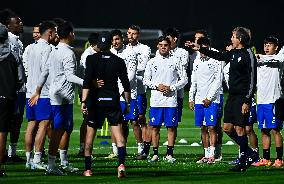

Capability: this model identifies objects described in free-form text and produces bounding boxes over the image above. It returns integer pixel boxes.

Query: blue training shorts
[194,103,218,127]
[257,104,283,129]
[149,107,178,127]
[26,98,52,121]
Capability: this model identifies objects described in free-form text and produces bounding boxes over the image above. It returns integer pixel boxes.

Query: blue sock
[227,130,255,156]
[153,147,159,156]
[238,135,248,166]
[85,156,92,170]
[167,146,174,156]
[118,146,126,165]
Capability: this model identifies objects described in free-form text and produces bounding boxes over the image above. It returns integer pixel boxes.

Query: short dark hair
[110,29,123,39]
[129,25,140,33]
[163,27,180,40]
[57,21,73,39]
[0,9,17,26]
[233,27,251,47]
[197,37,211,46]
[264,36,279,46]
[195,29,208,37]
[52,17,65,27]
[88,32,99,45]
[157,36,171,45]
[39,20,56,35]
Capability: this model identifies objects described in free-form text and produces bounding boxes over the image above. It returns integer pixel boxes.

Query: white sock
[33,152,42,164]
[209,146,215,158]
[112,143,118,155]
[48,154,56,170]
[80,143,84,152]
[59,149,68,166]
[8,143,17,157]
[25,152,33,163]
[138,142,144,154]
[204,147,209,158]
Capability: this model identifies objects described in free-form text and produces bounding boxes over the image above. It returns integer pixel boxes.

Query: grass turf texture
[1,91,284,184]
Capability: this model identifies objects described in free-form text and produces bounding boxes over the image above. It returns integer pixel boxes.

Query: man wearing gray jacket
[0,23,25,177]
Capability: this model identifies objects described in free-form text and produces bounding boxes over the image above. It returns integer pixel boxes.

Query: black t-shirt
[83,51,130,107]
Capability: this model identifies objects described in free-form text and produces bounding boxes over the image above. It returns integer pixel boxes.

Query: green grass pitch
[1,91,284,184]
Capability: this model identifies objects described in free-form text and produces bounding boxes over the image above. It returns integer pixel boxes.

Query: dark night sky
[2,0,284,51]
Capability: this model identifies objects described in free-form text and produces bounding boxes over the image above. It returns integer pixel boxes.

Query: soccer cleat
[105,153,118,159]
[229,164,247,172]
[136,153,148,160]
[207,157,215,164]
[45,167,67,176]
[163,155,176,163]
[272,159,283,168]
[149,155,159,162]
[6,155,25,162]
[214,155,222,162]
[83,170,93,176]
[25,162,32,169]
[117,164,126,178]
[31,162,48,170]
[246,152,259,168]
[251,159,272,167]
[196,157,208,164]
[228,157,240,165]
[60,163,79,173]
[0,170,7,177]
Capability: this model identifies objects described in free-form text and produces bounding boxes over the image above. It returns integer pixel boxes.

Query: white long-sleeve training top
[80,46,96,69]
[37,42,83,105]
[171,47,189,98]
[189,56,223,104]
[127,42,151,95]
[111,45,138,100]
[257,54,283,104]
[143,53,188,107]
[26,38,52,98]
[156,47,189,98]
[8,32,25,92]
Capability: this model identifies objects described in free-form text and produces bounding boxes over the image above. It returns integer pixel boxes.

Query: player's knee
[84,143,93,151]
[261,128,271,136]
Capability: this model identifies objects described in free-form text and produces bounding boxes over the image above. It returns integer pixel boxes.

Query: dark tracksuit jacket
[199,47,257,104]
[83,51,130,108]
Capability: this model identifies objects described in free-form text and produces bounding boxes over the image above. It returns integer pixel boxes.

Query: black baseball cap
[97,31,112,50]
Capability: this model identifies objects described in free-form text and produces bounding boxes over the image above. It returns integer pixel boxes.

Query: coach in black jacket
[186,27,257,172]
[81,31,130,177]
[0,23,24,177]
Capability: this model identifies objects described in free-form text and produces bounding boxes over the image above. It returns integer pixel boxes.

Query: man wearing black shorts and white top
[81,32,130,178]
[186,27,257,172]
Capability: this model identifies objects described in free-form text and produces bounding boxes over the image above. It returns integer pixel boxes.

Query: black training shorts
[223,95,250,127]
[86,105,123,129]
[0,98,15,132]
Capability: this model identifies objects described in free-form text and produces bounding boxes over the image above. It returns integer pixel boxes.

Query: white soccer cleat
[45,167,67,176]
[163,155,176,163]
[30,162,48,170]
[196,157,208,164]
[149,155,159,162]
[60,163,79,173]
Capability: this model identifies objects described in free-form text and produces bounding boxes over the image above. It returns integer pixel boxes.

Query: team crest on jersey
[238,57,242,62]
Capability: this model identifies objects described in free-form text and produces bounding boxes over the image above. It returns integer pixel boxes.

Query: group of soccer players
[0,7,284,178]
